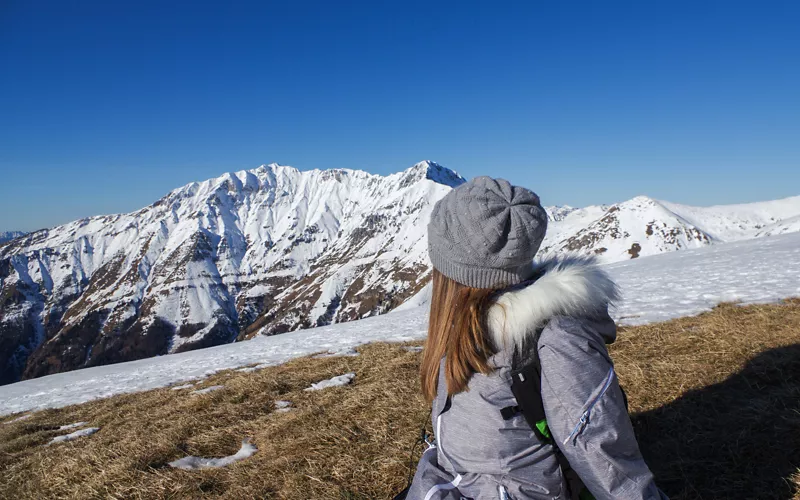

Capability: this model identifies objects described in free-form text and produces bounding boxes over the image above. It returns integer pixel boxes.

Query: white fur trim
[487,256,619,350]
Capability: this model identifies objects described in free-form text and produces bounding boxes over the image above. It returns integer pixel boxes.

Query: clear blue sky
[1,1,799,232]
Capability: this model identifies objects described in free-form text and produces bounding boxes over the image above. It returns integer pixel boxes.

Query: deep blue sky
[1,1,799,232]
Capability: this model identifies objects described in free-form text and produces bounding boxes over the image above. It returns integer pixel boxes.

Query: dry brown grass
[1,300,799,499]
[617,299,800,500]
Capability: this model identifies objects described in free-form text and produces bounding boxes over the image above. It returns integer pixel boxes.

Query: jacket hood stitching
[487,255,619,350]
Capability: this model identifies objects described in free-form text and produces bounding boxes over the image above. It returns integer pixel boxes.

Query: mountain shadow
[632,343,800,499]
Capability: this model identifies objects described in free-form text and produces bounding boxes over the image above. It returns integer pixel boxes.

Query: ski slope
[1,232,798,416]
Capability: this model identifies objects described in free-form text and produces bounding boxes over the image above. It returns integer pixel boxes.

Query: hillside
[1,300,798,499]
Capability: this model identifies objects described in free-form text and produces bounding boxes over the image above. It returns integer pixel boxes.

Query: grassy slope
[1,300,799,499]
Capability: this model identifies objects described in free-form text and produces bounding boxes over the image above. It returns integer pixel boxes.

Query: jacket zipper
[563,366,616,445]
[436,413,443,454]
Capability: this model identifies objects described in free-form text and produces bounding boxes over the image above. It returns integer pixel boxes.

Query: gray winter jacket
[408,258,667,500]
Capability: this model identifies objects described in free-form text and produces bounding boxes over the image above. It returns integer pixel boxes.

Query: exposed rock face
[0,161,461,384]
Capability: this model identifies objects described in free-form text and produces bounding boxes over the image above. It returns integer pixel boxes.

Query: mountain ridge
[0,161,463,384]
[1,162,798,385]
[539,193,800,262]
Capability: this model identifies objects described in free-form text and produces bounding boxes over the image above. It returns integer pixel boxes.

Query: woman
[407,177,667,499]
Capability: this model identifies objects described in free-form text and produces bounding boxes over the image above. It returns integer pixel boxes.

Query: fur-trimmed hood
[487,256,620,351]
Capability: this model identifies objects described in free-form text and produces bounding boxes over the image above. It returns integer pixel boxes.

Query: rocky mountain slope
[1,162,798,384]
[0,162,461,384]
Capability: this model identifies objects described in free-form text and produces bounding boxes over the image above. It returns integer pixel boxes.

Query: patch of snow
[58,422,87,431]
[312,347,360,358]
[274,400,293,413]
[191,385,224,395]
[170,384,195,391]
[244,284,272,298]
[403,346,424,353]
[236,363,273,373]
[4,413,32,424]
[394,283,431,312]
[47,427,99,446]
[168,439,257,470]
[304,373,355,391]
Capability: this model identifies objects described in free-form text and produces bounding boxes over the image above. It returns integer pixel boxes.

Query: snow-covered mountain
[1,161,798,385]
[540,195,800,262]
[0,161,462,384]
[0,232,26,244]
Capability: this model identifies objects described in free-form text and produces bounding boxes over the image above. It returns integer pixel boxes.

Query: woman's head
[420,176,548,402]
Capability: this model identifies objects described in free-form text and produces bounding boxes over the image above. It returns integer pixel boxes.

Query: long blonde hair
[419,269,501,403]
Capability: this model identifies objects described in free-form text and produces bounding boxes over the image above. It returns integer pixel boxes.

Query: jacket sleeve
[538,316,668,500]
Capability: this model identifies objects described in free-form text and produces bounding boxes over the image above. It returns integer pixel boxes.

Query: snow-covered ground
[304,373,356,391]
[168,439,257,470]
[274,400,293,413]
[191,385,224,395]
[0,232,798,417]
[170,383,195,390]
[58,421,88,431]
[46,427,99,446]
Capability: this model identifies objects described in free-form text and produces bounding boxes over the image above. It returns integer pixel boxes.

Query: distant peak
[546,205,578,222]
[615,195,662,209]
[412,160,439,169]
[402,160,465,188]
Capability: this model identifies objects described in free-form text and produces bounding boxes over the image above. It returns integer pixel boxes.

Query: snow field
[607,230,800,325]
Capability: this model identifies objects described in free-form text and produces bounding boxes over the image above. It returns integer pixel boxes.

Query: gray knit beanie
[427,176,548,289]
